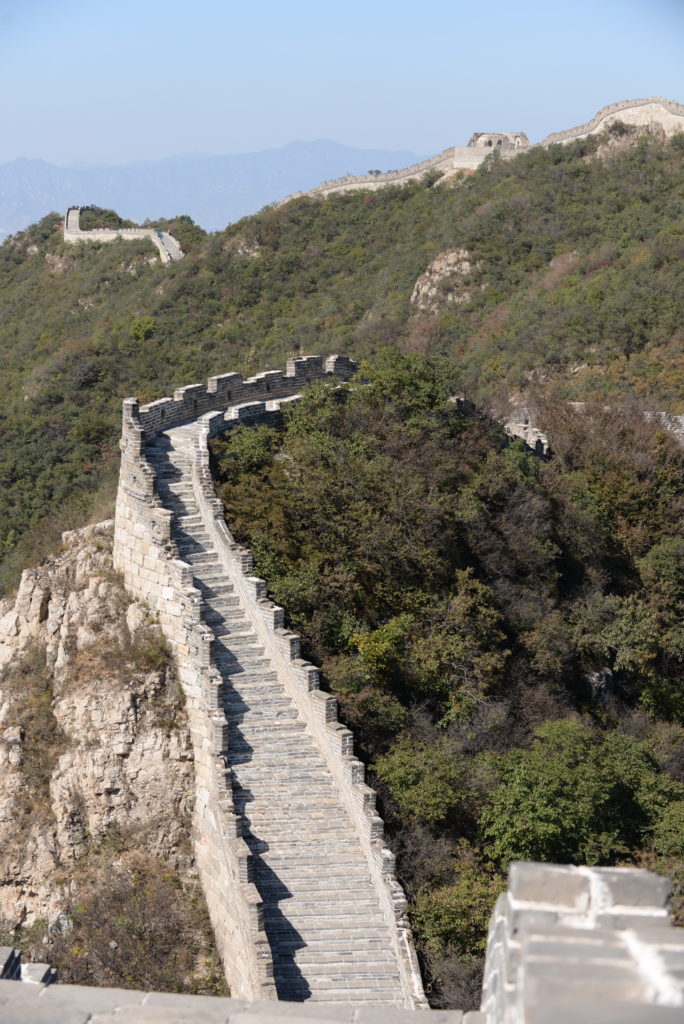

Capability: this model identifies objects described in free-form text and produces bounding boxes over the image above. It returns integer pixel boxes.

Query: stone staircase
[147,423,405,1005]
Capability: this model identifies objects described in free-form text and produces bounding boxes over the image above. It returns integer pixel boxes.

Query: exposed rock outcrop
[0,521,194,933]
[410,249,478,312]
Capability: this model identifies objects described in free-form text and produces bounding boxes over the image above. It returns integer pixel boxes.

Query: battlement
[3,860,683,1020]
[106,357,684,1016]
[467,132,529,149]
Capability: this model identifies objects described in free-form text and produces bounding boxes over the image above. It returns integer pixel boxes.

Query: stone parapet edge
[63,206,184,263]
[539,96,684,146]
[274,97,684,208]
[189,394,428,1009]
[112,356,361,999]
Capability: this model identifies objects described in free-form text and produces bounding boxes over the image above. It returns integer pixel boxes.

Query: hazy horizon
[1,0,682,166]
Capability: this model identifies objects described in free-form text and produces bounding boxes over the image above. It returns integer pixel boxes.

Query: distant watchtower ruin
[467,132,529,150]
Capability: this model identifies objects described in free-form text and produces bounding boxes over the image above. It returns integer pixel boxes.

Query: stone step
[255,848,365,866]
[265,891,382,907]
[183,552,220,566]
[275,962,399,980]
[224,692,293,706]
[220,659,273,676]
[264,921,389,937]
[246,818,350,833]
[272,936,391,955]
[219,670,280,686]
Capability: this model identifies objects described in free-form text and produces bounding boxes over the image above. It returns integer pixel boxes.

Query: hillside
[0,126,682,592]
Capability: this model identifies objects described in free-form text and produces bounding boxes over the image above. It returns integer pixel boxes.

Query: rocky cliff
[0,521,225,992]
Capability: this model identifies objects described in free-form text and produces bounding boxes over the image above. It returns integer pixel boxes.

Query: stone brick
[508,862,591,911]
[591,867,671,908]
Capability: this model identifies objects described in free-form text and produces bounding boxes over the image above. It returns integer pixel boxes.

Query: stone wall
[190,404,426,1007]
[113,355,420,1002]
[275,97,684,206]
[273,146,505,207]
[481,862,684,1021]
[63,207,184,263]
[540,97,684,146]
[2,862,683,1020]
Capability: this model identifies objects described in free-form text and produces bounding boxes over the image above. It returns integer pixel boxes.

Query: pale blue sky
[1,0,682,164]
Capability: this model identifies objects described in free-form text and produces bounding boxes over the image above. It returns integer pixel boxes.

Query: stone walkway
[146,424,404,1005]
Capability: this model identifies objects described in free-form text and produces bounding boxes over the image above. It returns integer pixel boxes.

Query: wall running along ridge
[63,206,184,263]
[112,355,426,1006]
[275,97,684,206]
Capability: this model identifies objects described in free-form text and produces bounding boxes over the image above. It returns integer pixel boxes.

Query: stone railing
[114,401,275,998]
[190,401,426,1007]
[133,354,356,434]
[63,206,184,263]
[3,862,683,1020]
[276,97,684,207]
[273,145,507,207]
[482,862,684,1021]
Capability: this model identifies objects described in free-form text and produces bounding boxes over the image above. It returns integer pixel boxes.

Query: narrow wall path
[146,422,405,1005]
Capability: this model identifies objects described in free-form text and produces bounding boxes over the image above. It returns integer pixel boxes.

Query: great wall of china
[112,355,426,1009]
[275,97,684,206]
[63,206,184,262]
[1,357,683,1021]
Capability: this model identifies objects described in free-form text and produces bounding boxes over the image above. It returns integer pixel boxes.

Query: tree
[480,719,683,868]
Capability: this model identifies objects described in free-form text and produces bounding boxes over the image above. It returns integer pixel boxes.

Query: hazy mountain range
[0,141,424,239]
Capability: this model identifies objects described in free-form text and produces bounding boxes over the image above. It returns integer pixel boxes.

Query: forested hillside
[0,127,681,589]
[211,355,684,1005]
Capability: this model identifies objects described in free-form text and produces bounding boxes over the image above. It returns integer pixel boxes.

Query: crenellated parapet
[482,861,684,1021]
[112,355,430,1006]
[539,96,684,146]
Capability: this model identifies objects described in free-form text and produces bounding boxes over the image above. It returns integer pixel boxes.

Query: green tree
[480,719,683,868]
[373,735,468,826]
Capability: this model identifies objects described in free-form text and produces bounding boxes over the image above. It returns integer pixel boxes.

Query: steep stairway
[147,423,404,1005]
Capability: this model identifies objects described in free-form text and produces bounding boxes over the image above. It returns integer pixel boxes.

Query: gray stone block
[143,992,245,1013]
[0,996,90,1024]
[508,862,590,911]
[0,980,43,1003]
[230,1005,355,1023]
[527,1000,684,1024]
[36,984,148,1012]
[94,1007,231,1023]
[592,867,671,908]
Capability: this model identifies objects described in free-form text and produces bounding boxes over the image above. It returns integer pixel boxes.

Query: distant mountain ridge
[0,141,423,239]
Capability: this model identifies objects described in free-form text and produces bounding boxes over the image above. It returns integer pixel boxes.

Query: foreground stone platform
[0,982,474,1023]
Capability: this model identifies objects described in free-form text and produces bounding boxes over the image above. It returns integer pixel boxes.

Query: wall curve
[63,206,184,263]
[539,97,684,146]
